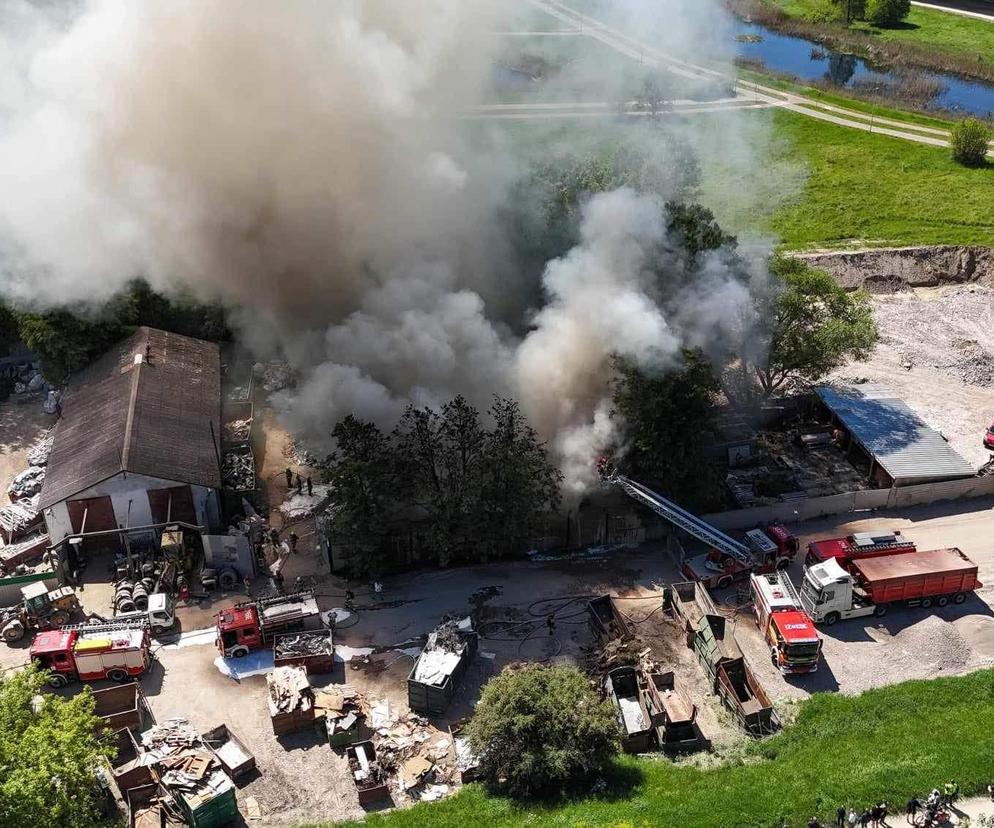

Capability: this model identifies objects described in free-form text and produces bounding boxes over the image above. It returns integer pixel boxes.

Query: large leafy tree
[466,664,620,799]
[323,415,399,577]
[0,666,115,828]
[613,351,723,510]
[749,256,878,398]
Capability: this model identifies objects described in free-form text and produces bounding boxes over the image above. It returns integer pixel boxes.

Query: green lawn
[310,667,994,827]
[764,107,994,248]
[765,0,994,65]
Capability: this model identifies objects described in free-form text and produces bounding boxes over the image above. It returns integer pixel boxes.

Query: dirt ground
[830,284,994,469]
[0,393,54,509]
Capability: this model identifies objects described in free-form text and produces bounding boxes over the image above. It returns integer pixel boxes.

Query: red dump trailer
[854,547,981,607]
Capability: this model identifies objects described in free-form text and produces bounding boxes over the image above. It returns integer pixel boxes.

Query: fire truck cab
[216,605,265,658]
[750,573,821,675]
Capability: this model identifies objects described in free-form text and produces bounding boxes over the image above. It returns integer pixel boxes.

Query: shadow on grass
[479,759,645,809]
[872,21,921,32]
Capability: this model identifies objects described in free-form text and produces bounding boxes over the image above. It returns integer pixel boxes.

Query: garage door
[148,486,197,525]
[67,496,117,533]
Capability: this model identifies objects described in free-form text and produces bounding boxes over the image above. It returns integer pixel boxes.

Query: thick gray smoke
[0,0,767,494]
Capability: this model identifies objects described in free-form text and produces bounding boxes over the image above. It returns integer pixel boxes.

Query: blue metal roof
[816,384,976,483]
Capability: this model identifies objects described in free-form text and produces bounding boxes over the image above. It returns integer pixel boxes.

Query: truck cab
[799,559,879,625]
[30,630,78,682]
[805,531,915,569]
[750,572,821,673]
[745,527,795,570]
[216,605,263,657]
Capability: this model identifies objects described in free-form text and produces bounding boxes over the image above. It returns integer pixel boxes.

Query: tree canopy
[748,255,878,399]
[466,664,619,799]
[0,666,115,828]
[323,396,562,576]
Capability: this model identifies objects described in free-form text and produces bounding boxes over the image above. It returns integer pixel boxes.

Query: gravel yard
[831,283,994,468]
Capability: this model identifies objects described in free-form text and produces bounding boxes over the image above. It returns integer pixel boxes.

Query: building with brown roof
[38,327,222,553]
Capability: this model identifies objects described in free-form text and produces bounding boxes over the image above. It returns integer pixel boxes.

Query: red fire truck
[750,572,821,675]
[805,530,915,570]
[681,524,799,590]
[215,591,320,658]
[30,621,152,687]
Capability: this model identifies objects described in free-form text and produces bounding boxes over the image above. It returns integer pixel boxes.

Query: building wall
[43,472,221,543]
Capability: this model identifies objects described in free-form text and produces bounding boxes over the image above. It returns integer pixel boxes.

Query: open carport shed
[816,384,976,488]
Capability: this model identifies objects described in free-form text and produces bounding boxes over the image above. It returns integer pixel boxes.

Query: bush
[864,0,911,26]
[951,118,991,167]
[465,664,620,799]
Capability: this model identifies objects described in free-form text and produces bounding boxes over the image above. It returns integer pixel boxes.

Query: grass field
[311,668,994,827]
[764,0,994,65]
[763,107,994,248]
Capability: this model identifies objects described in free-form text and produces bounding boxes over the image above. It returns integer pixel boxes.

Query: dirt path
[536,0,990,154]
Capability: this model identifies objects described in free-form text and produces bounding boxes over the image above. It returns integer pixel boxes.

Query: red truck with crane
[30,620,152,687]
[800,547,981,625]
[215,590,320,658]
[805,530,916,570]
[750,572,822,675]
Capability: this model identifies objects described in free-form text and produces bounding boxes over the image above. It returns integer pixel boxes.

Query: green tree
[864,0,911,26]
[0,665,115,828]
[748,256,877,398]
[612,351,723,510]
[950,118,991,168]
[466,664,619,799]
[479,397,562,558]
[15,310,128,384]
[323,416,399,578]
[395,397,486,566]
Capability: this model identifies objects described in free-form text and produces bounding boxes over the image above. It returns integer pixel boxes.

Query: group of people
[811,802,890,828]
[806,784,963,828]
[284,466,313,497]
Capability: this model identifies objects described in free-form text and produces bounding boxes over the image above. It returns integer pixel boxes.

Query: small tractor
[0,581,81,643]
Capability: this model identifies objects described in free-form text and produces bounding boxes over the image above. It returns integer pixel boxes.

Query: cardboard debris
[399,756,433,790]
[266,666,314,716]
[245,796,262,820]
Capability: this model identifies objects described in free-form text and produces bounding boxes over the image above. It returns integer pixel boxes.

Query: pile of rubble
[26,431,54,467]
[414,619,471,686]
[0,495,42,543]
[139,718,236,823]
[284,435,319,467]
[223,417,252,442]
[275,632,332,659]
[7,466,44,500]
[6,364,47,396]
[255,360,296,392]
[221,446,255,490]
[266,666,314,716]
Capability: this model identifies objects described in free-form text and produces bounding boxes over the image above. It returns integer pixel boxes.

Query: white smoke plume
[0,0,768,495]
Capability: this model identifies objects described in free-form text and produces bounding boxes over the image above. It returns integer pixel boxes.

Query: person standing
[848,809,858,828]
[289,531,299,554]
[285,467,293,488]
[836,806,846,827]
[306,476,313,496]
[269,527,279,545]
[296,474,303,495]
[905,797,919,823]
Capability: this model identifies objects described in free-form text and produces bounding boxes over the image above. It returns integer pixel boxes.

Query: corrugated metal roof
[816,384,975,483]
[38,327,221,510]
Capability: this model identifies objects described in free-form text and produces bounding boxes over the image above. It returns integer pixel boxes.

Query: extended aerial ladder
[604,470,754,568]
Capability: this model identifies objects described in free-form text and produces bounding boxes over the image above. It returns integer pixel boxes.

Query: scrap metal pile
[223,417,251,442]
[221,446,255,490]
[7,466,44,500]
[413,619,469,686]
[275,632,332,659]
[26,430,54,467]
[0,497,41,543]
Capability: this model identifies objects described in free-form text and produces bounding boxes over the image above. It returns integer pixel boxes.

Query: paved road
[465,96,777,120]
[912,0,994,22]
[528,0,990,152]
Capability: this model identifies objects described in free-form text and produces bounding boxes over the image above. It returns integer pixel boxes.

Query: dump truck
[805,530,916,569]
[1,581,81,643]
[31,620,152,687]
[750,572,821,675]
[800,547,981,625]
[605,665,653,753]
[215,590,320,657]
[681,524,799,590]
